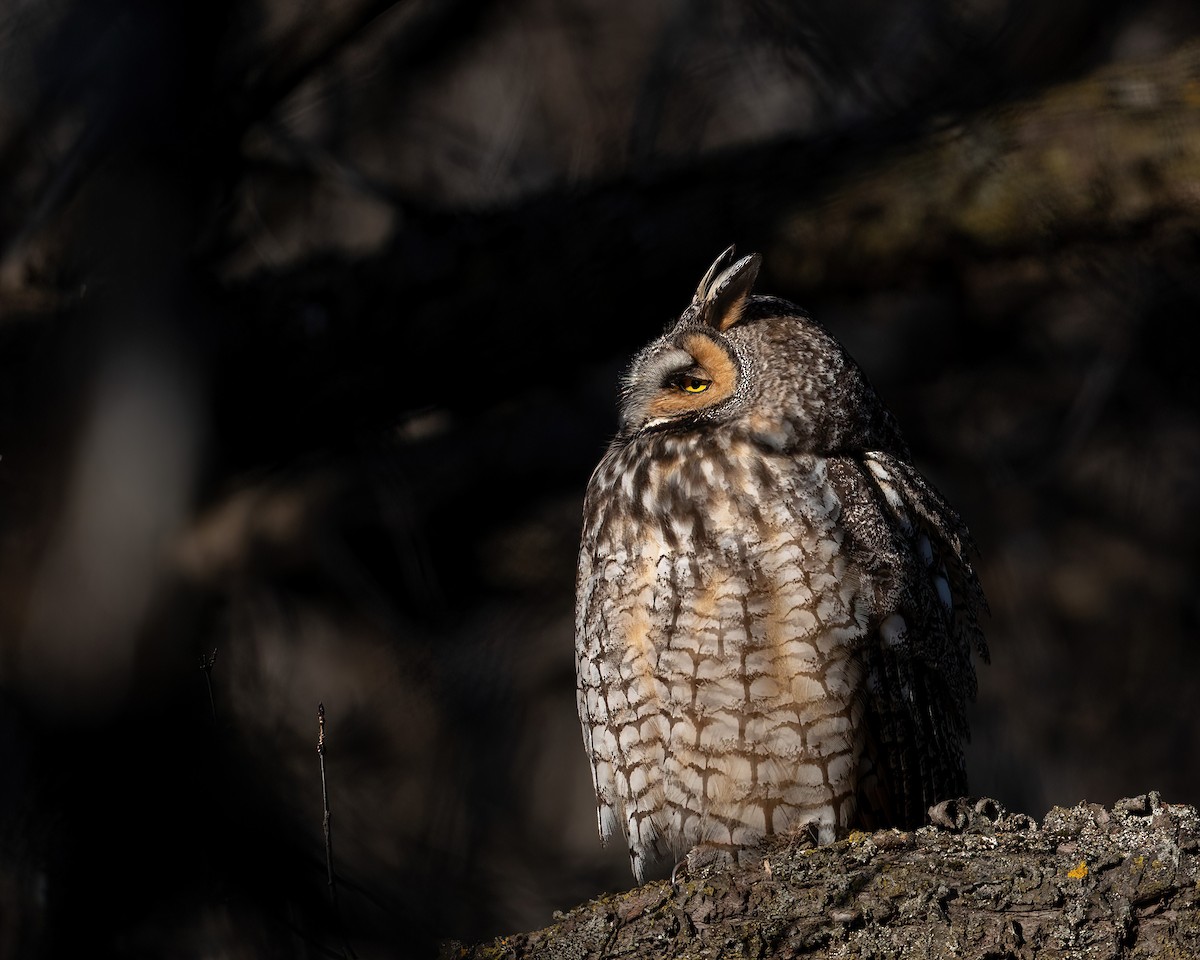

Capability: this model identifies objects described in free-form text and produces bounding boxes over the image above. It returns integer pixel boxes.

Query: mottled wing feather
[574,544,619,843]
[865,451,988,671]
[575,471,673,880]
[829,451,986,827]
[577,540,636,854]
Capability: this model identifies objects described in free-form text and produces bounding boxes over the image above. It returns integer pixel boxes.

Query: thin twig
[199,649,218,723]
[318,703,336,905]
[317,703,357,959]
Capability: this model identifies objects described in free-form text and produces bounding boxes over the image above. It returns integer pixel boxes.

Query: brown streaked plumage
[575,247,987,882]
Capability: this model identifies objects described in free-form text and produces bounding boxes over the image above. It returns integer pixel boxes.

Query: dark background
[1,1,1198,956]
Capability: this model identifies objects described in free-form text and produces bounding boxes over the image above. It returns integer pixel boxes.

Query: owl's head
[617,247,904,455]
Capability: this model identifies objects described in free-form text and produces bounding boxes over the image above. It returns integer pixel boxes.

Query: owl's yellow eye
[674,375,711,393]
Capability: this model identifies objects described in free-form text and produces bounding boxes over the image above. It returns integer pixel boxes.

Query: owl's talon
[671,842,730,887]
[795,821,821,850]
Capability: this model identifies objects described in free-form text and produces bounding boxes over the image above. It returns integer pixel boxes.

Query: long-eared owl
[575,247,987,882]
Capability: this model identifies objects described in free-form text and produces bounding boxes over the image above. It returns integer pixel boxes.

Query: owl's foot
[669,842,736,888]
[928,797,1004,832]
[776,819,823,856]
[795,821,821,848]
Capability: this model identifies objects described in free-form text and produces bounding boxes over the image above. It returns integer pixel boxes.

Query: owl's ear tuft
[695,248,761,332]
[694,246,738,302]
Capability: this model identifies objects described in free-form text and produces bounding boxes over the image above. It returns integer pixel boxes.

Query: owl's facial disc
[622,331,739,433]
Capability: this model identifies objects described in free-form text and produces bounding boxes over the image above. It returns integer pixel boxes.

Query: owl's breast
[581,435,871,662]
[576,435,874,863]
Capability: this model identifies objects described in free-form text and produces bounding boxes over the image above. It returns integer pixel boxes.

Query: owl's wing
[574,545,623,846]
[575,529,672,883]
[829,451,987,828]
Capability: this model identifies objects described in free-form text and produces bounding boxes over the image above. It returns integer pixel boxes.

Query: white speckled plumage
[576,248,987,881]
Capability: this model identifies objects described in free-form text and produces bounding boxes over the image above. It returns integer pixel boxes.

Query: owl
[575,247,987,882]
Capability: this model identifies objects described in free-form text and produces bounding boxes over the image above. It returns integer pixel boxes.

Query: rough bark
[450,795,1200,959]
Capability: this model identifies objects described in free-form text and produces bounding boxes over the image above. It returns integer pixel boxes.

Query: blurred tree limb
[231,0,412,131]
[246,36,1200,300]
[451,796,1200,960]
[768,38,1200,290]
[9,35,1200,461]
[0,0,494,279]
[206,41,1200,457]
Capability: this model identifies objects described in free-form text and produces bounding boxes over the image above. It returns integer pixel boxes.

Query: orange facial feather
[644,333,738,420]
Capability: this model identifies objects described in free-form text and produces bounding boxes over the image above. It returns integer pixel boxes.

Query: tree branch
[769,39,1200,290]
[451,795,1200,959]
[228,39,1200,416]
